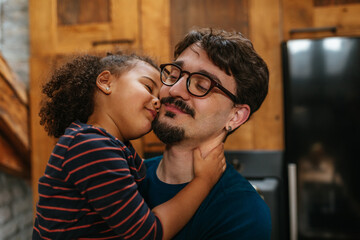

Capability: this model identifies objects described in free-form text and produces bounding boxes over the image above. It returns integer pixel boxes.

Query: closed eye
[145,84,153,93]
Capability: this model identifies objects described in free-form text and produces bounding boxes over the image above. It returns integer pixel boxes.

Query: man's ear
[227,104,251,131]
[96,70,112,95]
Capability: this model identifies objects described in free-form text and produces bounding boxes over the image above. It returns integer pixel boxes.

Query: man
[139,28,271,239]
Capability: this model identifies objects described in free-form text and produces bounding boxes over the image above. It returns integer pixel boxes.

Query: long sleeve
[33,122,163,240]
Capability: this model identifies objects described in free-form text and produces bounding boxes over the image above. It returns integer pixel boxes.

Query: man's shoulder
[217,163,257,194]
[212,164,269,212]
[192,164,271,239]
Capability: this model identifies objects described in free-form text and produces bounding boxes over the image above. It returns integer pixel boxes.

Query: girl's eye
[145,84,153,93]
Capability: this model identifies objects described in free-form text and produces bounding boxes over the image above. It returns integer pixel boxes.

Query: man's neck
[156,137,224,184]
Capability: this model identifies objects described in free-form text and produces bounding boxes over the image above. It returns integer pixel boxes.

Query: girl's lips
[148,109,157,120]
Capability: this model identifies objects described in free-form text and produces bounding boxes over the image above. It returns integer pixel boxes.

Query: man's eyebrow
[172,60,222,85]
[198,70,222,85]
[142,76,158,87]
[172,60,184,67]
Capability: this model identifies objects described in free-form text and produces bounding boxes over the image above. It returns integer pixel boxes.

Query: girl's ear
[96,70,112,95]
[226,104,251,131]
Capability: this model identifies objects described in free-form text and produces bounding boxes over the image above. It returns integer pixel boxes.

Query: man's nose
[168,75,190,100]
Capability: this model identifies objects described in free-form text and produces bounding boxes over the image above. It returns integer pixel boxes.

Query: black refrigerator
[282,37,360,239]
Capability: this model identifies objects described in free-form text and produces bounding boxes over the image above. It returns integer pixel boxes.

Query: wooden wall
[0,54,30,179]
[29,0,171,207]
[29,0,360,207]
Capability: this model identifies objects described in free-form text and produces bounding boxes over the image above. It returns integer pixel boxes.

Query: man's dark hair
[174,28,269,120]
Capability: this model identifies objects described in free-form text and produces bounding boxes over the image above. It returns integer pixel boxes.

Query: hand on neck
[157,136,225,184]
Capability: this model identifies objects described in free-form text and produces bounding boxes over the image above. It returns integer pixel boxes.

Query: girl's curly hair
[39,52,158,138]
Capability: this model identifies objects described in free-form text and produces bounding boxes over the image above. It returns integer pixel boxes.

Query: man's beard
[152,96,196,144]
[152,114,185,145]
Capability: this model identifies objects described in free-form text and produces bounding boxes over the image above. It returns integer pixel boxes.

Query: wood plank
[282,1,360,39]
[170,0,249,55]
[249,0,284,150]
[0,134,29,178]
[0,54,30,162]
[282,0,314,40]
[111,0,139,41]
[139,0,171,154]
[313,0,360,7]
[0,54,28,104]
[57,0,110,25]
[29,0,57,56]
[30,56,58,207]
[314,4,360,36]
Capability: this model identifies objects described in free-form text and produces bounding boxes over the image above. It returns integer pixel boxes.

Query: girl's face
[102,61,161,141]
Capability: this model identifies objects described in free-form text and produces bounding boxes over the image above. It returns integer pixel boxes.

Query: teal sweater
[139,156,272,240]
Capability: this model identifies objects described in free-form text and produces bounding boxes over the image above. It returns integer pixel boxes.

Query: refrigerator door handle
[288,163,298,240]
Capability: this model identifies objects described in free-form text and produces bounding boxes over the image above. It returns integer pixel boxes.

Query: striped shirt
[33,121,163,240]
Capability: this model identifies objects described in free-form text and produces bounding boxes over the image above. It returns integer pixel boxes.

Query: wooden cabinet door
[282,0,360,40]
[30,0,139,56]
[29,0,171,207]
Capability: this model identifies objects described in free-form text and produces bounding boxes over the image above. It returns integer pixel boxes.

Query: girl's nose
[152,98,160,111]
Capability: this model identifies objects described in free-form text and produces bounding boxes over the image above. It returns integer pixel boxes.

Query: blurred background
[0,0,359,239]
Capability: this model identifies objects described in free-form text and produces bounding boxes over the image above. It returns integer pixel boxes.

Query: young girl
[32,53,225,240]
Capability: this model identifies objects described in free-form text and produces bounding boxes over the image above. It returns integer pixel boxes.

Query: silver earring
[106,87,110,91]
[228,126,232,132]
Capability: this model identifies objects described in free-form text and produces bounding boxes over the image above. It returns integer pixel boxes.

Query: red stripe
[135,175,146,182]
[38,182,75,191]
[65,157,127,182]
[88,182,136,203]
[139,221,156,240]
[154,220,157,240]
[72,122,81,128]
[37,219,105,232]
[110,195,144,226]
[37,204,91,213]
[39,193,85,201]
[56,143,69,149]
[122,208,150,238]
[78,235,119,240]
[136,159,144,171]
[80,175,131,195]
[93,126,107,136]
[68,137,110,151]
[47,163,62,171]
[102,192,138,220]
[36,212,78,223]
[62,135,75,139]
[62,147,121,167]
[33,226,52,240]
[95,198,124,212]
[74,168,130,185]
[51,153,64,159]
[44,174,65,183]
[87,212,98,215]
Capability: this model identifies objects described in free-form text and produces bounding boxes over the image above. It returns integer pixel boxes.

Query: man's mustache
[160,97,195,118]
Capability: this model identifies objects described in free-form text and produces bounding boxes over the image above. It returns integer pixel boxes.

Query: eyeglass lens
[161,64,213,97]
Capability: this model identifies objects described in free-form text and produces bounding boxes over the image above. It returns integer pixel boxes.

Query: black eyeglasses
[160,63,238,103]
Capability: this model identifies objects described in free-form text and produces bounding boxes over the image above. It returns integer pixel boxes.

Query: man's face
[153,43,237,145]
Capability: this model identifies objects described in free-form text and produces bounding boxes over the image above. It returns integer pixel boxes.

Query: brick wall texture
[0,172,33,240]
[0,0,29,87]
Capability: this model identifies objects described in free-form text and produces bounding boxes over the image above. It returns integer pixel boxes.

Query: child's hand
[193,144,226,189]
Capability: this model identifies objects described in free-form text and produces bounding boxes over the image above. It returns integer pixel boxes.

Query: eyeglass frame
[159,63,238,103]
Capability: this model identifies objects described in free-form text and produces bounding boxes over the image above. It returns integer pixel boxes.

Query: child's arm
[152,144,226,240]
